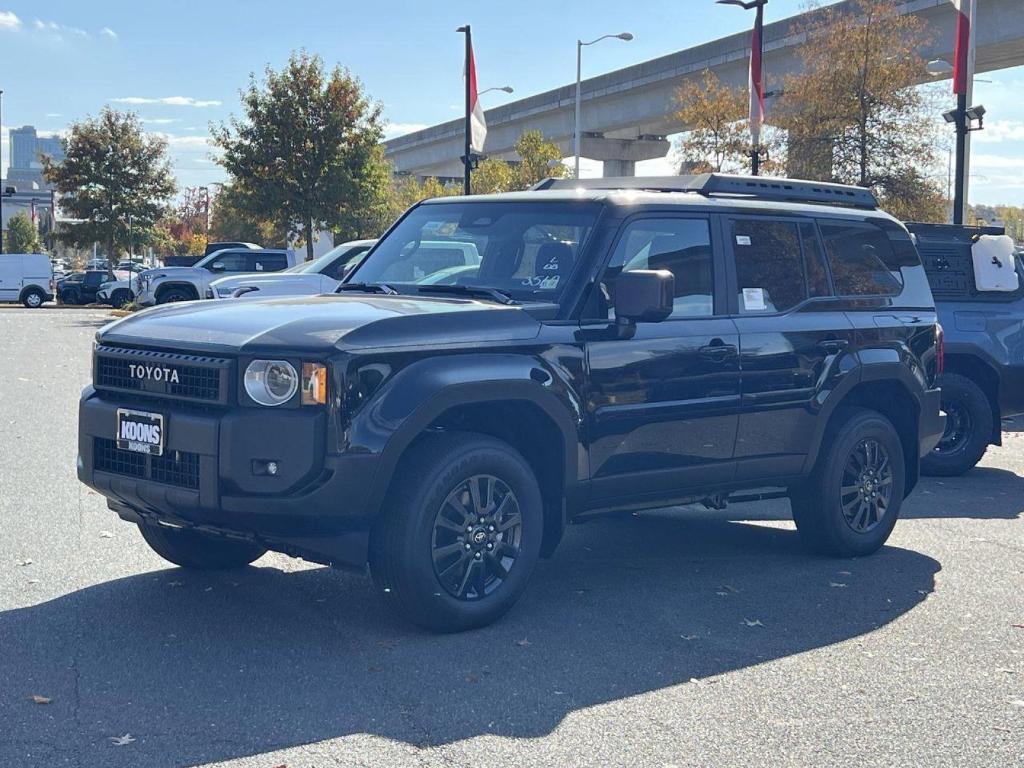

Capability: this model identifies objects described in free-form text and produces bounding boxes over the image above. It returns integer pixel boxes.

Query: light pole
[575,32,633,178]
[479,86,514,96]
[931,58,986,225]
[128,214,134,272]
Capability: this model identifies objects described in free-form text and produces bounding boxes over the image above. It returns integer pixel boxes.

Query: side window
[601,217,714,319]
[819,220,903,296]
[323,249,367,280]
[252,254,287,272]
[731,219,807,314]
[799,223,832,298]
[210,252,250,272]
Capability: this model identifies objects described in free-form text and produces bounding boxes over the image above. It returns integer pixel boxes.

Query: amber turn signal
[301,362,328,405]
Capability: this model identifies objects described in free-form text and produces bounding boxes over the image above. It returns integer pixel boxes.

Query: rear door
[724,215,857,482]
[585,213,741,503]
[251,252,289,273]
[0,256,21,302]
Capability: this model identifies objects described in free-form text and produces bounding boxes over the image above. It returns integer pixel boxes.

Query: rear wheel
[369,432,543,632]
[791,408,905,557]
[921,373,992,477]
[138,521,266,569]
[59,289,80,305]
[22,288,45,308]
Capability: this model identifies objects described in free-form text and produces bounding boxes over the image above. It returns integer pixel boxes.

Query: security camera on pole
[944,0,984,226]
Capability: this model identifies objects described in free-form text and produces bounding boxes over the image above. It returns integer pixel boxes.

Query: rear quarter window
[818,220,905,297]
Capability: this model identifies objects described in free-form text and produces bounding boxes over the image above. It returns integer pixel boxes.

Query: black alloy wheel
[431,474,523,601]
[840,438,895,534]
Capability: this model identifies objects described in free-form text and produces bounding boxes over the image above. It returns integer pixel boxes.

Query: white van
[0,253,54,308]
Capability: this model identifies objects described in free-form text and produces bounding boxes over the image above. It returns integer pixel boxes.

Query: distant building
[7,126,64,190]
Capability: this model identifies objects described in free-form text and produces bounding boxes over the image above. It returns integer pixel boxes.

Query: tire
[157,287,194,304]
[369,432,543,633]
[138,521,266,569]
[110,289,132,309]
[921,373,992,477]
[22,288,45,309]
[790,407,906,557]
[60,289,80,306]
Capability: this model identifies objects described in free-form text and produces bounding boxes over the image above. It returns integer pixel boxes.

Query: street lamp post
[479,86,514,97]
[575,32,633,178]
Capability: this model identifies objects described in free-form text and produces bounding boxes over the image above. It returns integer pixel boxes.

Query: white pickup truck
[135,247,297,306]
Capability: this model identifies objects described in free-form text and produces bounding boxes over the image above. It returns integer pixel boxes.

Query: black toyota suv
[78,174,944,632]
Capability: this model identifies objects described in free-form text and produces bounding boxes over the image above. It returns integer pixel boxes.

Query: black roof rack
[531,173,879,210]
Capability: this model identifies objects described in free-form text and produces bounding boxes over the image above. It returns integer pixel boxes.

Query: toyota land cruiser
[78,174,944,632]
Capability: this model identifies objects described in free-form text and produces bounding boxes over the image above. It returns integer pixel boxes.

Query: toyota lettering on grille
[128,363,181,384]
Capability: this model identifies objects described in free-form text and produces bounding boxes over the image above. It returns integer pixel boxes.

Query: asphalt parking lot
[1,307,1021,768]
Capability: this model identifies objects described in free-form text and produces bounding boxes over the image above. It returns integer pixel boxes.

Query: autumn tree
[43,108,176,276]
[213,51,387,260]
[470,131,567,194]
[208,182,289,247]
[4,212,40,253]
[777,0,944,220]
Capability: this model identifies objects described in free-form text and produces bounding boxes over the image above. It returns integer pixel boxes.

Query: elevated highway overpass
[384,0,1024,178]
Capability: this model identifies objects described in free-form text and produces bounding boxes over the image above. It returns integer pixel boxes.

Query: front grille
[94,346,230,405]
[94,438,201,490]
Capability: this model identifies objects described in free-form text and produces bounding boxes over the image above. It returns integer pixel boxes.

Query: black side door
[584,213,741,506]
[724,215,857,483]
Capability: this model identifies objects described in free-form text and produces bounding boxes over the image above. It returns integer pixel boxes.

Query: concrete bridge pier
[579,134,671,177]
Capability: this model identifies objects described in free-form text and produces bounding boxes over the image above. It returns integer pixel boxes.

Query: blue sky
[1,0,1022,206]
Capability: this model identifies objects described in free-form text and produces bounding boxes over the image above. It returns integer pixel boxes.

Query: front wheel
[110,288,133,309]
[921,373,992,477]
[157,287,193,304]
[22,289,45,308]
[369,433,543,632]
[138,521,266,569]
[791,408,906,557]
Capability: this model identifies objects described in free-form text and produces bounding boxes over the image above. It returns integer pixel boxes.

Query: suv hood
[211,273,324,297]
[97,294,543,353]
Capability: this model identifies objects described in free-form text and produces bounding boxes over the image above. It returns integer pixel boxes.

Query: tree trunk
[304,218,314,262]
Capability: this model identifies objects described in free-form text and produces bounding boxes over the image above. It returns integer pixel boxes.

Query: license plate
[116,409,165,456]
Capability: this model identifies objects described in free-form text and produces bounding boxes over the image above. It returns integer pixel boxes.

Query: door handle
[818,339,849,354]
[699,341,737,360]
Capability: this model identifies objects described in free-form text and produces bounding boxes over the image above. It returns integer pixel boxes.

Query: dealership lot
[1,308,1021,768]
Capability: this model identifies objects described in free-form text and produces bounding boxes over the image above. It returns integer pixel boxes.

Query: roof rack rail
[531,173,879,210]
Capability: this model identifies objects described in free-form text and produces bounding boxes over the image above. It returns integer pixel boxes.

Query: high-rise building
[36,135,64,165]
[10,126,38,169]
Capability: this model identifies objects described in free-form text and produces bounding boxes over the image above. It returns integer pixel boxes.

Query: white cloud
[383,122,428,139]
[971,153,1024,169]
[150,132,214,150]
[140,118,181,125]
[112,96,222,108]
[100,26,117,39]
[0,10,20,29]
[45,113,62,118]
[973,120,1024,144]
[33,18,88,37]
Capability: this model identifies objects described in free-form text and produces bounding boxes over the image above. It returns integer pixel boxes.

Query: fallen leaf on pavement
[1012,624,1024,630]
[16,558,33,567]
[29,695,51,704]
[110,734,135,746]
[743,619,764,627]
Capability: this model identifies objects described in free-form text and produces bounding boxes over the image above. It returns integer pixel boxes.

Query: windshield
[285,244,364,275]
[347,201,600,302]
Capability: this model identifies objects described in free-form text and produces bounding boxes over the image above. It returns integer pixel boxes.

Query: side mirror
[209,262,226,272]
[614,270,674,323]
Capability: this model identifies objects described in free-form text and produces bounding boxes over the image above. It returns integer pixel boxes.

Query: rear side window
[211,252,250,272]
[252,254,287,272]
[731,219,808,314]
[819,221,902,296]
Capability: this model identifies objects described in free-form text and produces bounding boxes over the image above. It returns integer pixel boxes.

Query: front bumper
[919,387,945,457]
[135,288,157,307]
[77,387,377,568]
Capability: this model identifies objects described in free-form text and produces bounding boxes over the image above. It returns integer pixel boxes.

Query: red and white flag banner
[749,7,765,146]
[467,41,487,153]
[951,0,973,96]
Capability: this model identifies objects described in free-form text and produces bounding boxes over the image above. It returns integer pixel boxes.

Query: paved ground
[1,307,1021,768]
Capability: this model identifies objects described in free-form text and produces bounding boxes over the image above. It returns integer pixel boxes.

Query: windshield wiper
[413,284,516,305]
[336,282,399,295]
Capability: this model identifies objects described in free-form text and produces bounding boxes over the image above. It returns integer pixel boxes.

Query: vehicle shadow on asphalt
[0,515,938,766]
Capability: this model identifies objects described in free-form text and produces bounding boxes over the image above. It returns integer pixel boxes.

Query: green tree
[43,108,176,277]
[778,0,944,220]
[208,182,288,247]
[213,50,386,260]
[510,130,566,188]
[5,212,41,252]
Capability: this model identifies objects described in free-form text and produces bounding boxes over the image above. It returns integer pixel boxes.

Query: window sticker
[742,287,767,311]
[736,235,752,246]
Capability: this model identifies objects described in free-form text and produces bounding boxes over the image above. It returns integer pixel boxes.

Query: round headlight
[244,360,298,406]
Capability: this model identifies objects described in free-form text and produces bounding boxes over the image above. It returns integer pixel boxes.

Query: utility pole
[717,0,768,176]
[457,25,473,195]
[950,0,978,226]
